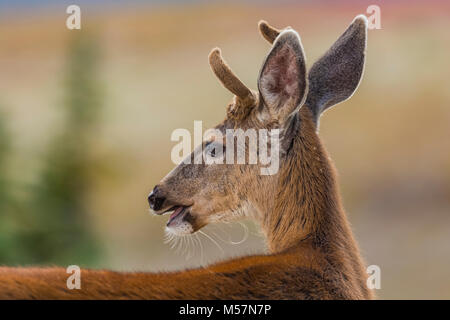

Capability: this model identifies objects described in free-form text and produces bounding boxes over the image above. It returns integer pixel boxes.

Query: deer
[0,15,373,300]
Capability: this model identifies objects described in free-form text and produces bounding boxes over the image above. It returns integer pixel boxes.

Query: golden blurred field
[0,1,449,299]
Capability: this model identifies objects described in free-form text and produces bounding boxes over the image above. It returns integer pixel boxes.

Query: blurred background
[0,0,449,299]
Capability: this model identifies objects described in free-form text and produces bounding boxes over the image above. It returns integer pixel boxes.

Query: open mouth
[161,206,191,227]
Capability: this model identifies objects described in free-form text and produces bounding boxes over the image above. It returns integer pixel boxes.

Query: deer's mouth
[166,206,190,227]
[151,200,196,233]
[155,205,192,228]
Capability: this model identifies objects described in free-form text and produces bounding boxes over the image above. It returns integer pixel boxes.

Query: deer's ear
[257,29,307,124]
[306,15,368,127]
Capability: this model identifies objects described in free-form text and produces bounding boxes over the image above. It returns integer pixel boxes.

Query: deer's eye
[204,141,224,161]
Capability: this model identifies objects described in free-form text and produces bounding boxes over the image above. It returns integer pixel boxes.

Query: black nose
[148,186,166,211]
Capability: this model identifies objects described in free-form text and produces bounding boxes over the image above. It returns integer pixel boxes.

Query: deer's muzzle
[148,186,166,211]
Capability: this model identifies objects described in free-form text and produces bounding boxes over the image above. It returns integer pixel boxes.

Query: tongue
[169,206,184,221]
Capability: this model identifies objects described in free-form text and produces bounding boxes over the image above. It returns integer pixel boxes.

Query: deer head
[148,16,367,250]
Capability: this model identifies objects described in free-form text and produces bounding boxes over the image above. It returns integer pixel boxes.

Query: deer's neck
[258,108,347,251]
[257,107,368,290]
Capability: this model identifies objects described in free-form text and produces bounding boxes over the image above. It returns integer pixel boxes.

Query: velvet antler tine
[258,20,281,44]
[209,48,255,106]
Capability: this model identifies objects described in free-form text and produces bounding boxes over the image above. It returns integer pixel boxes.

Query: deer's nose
[148,186,166,211]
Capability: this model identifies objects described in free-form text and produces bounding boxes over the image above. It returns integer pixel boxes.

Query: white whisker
[195,233,205,266]
[198,230,225,255]
[230,221,249,245]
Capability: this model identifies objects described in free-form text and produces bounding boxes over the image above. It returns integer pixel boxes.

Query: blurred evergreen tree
[0,33,104,266]
[0,111,32,263]
[0,110,17,262]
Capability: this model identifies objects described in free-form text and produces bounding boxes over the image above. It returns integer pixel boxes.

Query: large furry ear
[306,15,368,127]
[257,29,308,124]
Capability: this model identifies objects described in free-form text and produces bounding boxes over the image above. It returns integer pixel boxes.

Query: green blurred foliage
[0,110,17,262]
[0,33,103,266]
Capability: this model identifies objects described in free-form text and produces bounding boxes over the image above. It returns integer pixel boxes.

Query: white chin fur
[165,221,194,237]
